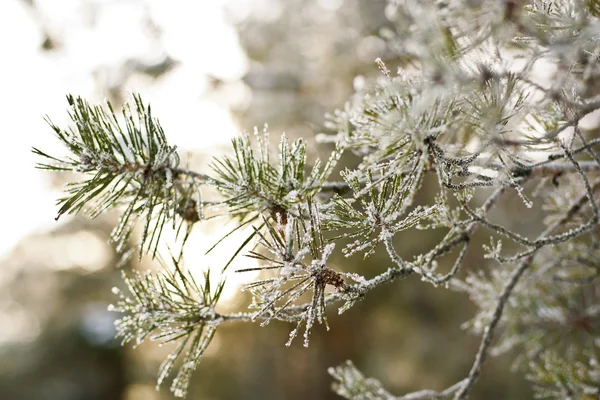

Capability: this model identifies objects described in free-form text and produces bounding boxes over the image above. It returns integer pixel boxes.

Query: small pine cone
[320,267,345,289]
[270,204,288,226]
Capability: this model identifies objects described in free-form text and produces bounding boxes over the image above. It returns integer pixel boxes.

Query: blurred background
[0,0,532,399]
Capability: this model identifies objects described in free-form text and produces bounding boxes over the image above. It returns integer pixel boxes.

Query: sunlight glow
[0,0,259,341]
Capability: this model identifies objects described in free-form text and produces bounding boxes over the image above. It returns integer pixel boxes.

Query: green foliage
[462,236,600,360]
[240,203,344,347]
[528,351,600,399]
[33,94,203,257]
[210,127,341,221]
[328,360,393,400]
[323,168,439,258]
[111,257,224,398]
[34,0,600,399]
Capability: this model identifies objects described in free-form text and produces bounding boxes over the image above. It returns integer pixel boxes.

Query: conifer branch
[33,94,205,257]
[330,360,467,400]
[34,1,600,398]
[111,257,224,398]
[454,178,600,400]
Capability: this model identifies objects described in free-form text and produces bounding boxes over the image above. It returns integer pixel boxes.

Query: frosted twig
[453,178,600,400]
[398,379,468,400]
[173,167,211,182]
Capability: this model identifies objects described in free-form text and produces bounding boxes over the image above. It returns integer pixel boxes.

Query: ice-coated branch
[453,254,536,400]
[330,360,467,400]
[516,160,600,178]
[422,186,507,285]
[398,379,468,400]
[33,94,208,257]
[172,167,211,183]
[454,178,600,400]
[34,1,600,399]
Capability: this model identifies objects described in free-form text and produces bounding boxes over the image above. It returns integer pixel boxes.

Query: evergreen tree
[34,1,600,398]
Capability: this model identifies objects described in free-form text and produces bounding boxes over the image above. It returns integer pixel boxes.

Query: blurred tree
[227,0,389,131]
[0,219,127,400]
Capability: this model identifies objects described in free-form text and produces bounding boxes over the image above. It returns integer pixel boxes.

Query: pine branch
[33,94,205,257]
[329,360,396,399]
[111,256,224,398]
[329,360,467,400]
[209,127,342,222]
[527,350,600,399]
[454,178,600,400]
[33,1,600,399]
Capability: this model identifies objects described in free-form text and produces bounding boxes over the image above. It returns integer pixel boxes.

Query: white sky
[0,0,260,315]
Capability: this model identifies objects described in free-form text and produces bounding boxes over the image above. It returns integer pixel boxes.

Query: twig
[493,99,600,146]
[453,178,600,400]
[398,379,468,400]
[173,167,211,182]
[522,160,600,177]
[424,186,507,285]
